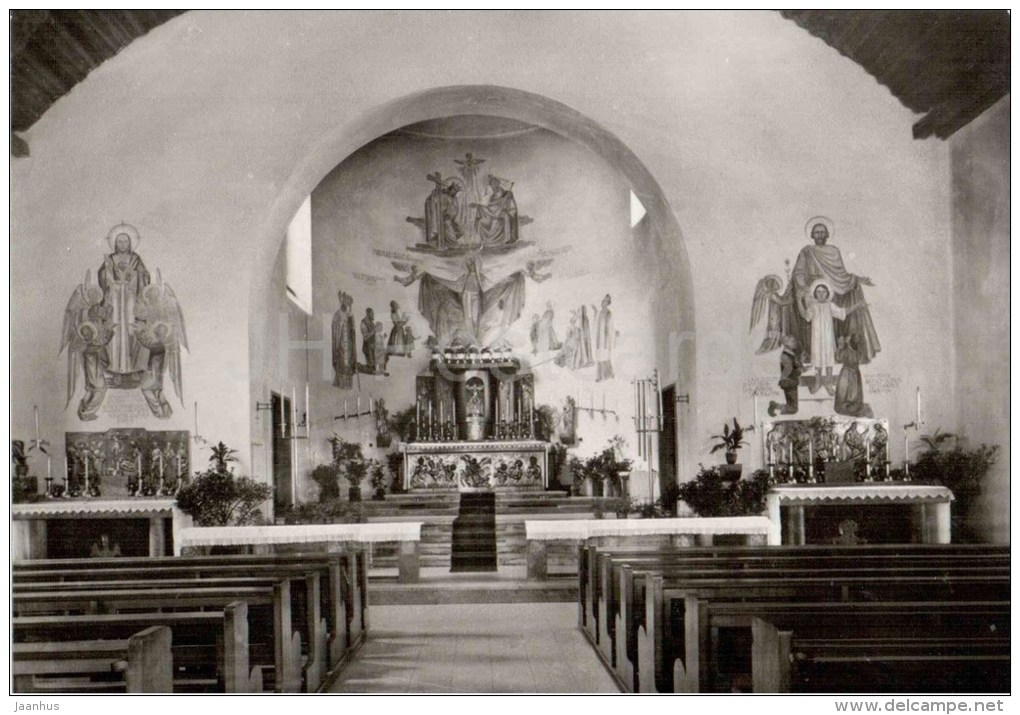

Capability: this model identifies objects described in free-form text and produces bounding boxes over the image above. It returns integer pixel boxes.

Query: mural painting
[751,217,879,415]
[64,428,191,497]
[389,153,556,351]
[331,291,357,389]
[61,224,188,420]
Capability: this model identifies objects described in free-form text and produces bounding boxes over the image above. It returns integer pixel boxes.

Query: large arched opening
[247,85,697,511]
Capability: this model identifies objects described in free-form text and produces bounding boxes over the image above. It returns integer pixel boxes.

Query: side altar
[402,349,548,492]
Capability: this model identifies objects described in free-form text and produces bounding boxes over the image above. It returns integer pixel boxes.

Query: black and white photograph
[8,9,1010,705]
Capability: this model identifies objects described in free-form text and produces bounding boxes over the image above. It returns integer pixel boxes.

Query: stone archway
[248,84,698,485]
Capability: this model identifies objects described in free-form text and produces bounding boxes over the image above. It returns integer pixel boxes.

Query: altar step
[450,493,497,573]
[369,571,578,605]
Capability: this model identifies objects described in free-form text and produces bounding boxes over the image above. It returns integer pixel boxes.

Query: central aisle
[328,602,620,693]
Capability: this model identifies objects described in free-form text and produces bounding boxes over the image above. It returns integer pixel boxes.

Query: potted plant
[678,465,770,517]
[569,436,633,498]
[329,435,367,502]
[912,429,998,543]
[710,418,749,480]
[176,442,273,526]
[310,463,341,503]
[370,460,387,501]
[386,451,405,494]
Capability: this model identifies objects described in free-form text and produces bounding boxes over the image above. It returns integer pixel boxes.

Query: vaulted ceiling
[9,10,1011,142]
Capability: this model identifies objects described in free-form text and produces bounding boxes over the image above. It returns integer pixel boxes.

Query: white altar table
[765,483,954,545]
[176,522,424,582]
[524,516,777,579]
[11,498,190,561]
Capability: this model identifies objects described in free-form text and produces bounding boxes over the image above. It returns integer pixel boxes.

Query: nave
[327,603,618,694]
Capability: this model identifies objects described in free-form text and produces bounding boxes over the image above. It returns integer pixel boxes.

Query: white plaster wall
[950,97,1010,544]
[12,12,960,516]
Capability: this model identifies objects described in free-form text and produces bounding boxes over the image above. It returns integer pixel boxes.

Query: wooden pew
[580,543,1010,644]
[13,625,172,693]
[752,613,1011,693]
[582,543,1009,651]
[13,582,304,692]
[13,550,369,675]
[13,602,263,693]
[579,544,1009,693]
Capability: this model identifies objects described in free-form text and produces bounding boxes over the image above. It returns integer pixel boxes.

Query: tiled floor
[328,602,620,693]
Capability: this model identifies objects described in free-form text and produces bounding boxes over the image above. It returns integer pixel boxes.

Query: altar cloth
[176,522,423,555]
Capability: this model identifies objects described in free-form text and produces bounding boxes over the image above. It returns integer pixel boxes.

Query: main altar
[402,349,548,491]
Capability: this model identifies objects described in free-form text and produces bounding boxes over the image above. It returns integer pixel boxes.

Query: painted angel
[60,270,115,421]
[129,270,188,418]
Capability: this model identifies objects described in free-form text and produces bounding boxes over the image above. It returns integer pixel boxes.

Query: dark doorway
[272,392,293,514]
[659,383,678,495]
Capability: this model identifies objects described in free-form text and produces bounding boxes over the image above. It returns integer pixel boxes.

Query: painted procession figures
[331,291,357,389]
[61,224,188,420]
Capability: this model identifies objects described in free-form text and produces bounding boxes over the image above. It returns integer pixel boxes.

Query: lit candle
[278,395,284,436]
[904,434,910,478]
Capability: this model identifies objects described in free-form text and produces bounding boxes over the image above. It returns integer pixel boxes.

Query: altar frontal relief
[61,224,188,421]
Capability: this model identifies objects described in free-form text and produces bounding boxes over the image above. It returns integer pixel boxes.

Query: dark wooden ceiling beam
[781,9,1009,140]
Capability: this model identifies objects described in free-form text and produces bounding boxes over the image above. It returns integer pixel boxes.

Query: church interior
[9,10,1010,697]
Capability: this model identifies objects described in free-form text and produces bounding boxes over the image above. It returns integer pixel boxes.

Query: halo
[106,223,140,252]
[808,278,834,301]
[804,215,834,241]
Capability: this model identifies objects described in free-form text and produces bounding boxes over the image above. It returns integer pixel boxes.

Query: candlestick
[865,439,872,480]
[158,452,164,478]
[136,452,142,484]
[277,395,284,437]
[46,454,52,483]
[808,438,814,480]
[885,437,891,478]
[440,400,444,426]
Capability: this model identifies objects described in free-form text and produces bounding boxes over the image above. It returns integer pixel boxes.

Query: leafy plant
[176,442,272,526]
[912,429,998,542]
[608,495,635,518]
[534,404,560,442]
[386,451,405,493]
[677,465,770,517]
[370,460,387,500]
[209,442,239,472]
[659,480,681,516]
[387,406,418,442]
[310,463,341,503]
[569,437,633,494]
[710,418,748,456]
